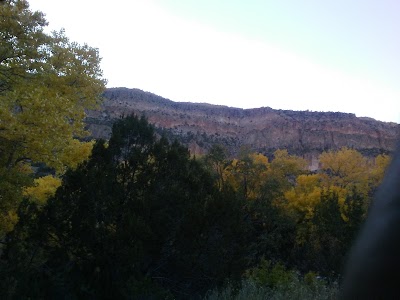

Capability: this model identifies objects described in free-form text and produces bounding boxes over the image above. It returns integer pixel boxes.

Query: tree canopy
[0,0,105,236]
[0,0,105,171]
[0,112,392,298]
[1,115,250,299]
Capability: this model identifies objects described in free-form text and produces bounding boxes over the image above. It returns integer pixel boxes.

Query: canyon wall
[86,88,400,165]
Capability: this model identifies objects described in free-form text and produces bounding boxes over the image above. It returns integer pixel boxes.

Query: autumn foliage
[0,1,394,299]
[0,0,105,236]
[1,111,390,298]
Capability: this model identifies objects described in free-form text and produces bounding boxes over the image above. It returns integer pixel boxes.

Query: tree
[23,175,61,205]
[284,174,322,222]
[0,163,32,237]
[0,0,105,235]
[268,149,307,192]
[342,188,366,244]
[319,147,369,195]
[0,0,105,170]
[369,153,391,189]
[1,115,250,299]
[245,190,297,267]
[204,144,229,190]
[224,151,269,200]
[290,187,365,276]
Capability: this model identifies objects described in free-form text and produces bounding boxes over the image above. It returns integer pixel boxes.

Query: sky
[28,0,400,123]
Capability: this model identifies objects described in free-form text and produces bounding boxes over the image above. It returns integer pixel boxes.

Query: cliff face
[86,88,400,159]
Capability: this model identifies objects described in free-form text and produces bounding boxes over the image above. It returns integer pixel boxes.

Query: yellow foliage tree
[224,149,307,201]
[284,174,322,220]
[23,175,62,205]
[0,1,105,171]
[59,140,95,172]
[319,147,369,195]
[267,149,307,195]
[370,154,391,188]
[0,0,105,237]
[224,152,269,199]
[0,160,33,237]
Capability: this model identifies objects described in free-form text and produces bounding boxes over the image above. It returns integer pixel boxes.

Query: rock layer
[86,88,400,158]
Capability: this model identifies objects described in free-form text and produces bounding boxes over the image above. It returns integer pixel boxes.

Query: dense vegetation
[0,114,390,299]
[0,0,105,238]
[0,1,392,299]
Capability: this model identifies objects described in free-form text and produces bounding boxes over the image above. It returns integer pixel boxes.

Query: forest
[0,113,391,299]
[0,1,393,299]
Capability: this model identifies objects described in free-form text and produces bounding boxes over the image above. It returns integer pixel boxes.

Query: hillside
[86,88,400,164]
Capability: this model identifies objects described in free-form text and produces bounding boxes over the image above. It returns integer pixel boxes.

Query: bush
[245,259,295,289]
[204,265,339,300]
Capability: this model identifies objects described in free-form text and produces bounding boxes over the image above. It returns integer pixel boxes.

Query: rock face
[86,88,400,159]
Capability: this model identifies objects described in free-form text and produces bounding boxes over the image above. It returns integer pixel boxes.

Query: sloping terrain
[86,88,400,163]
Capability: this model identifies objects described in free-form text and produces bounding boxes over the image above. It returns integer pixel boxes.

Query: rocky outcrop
[86,88,400,158]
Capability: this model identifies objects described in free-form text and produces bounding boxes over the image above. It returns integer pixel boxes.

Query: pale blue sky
[28,0,400,123]
[159,0,399,86]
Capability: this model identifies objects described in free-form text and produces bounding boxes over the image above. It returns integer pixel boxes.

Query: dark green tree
[203,144,229,190]
[244,179,297,271]
[1,115,249,299]
[304,191,347,276]
[343,188,366,245]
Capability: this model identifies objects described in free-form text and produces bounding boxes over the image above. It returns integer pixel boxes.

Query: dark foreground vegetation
[1,115,390,299]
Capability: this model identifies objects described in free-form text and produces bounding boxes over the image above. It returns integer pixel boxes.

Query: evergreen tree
[1,115,249,299]
[307,191,347,275]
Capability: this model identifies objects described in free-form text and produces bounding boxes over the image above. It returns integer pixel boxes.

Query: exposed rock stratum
[86,88,400,167]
